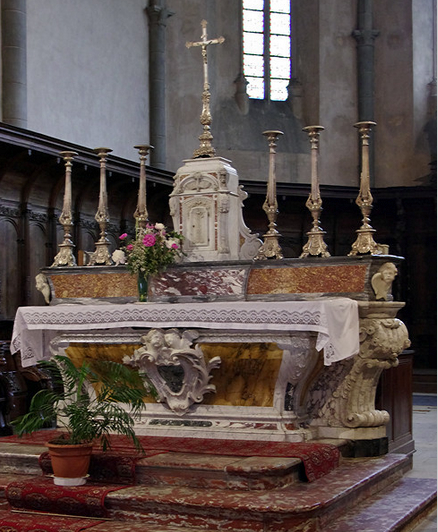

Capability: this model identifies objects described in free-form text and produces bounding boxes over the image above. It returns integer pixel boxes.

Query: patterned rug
[6,476,126,518]
[38,450,163,485]
[0,510,103,531]
[134,435,341,482]
[1,430,340,482]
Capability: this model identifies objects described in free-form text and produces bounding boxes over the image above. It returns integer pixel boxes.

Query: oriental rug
[38,450,163,485]
[0,510,103,531]
[1,430,340,483]
[6,476,127,518]
[116,435,341,482]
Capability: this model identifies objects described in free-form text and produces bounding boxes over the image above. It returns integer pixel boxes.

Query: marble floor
[408,394,437,532]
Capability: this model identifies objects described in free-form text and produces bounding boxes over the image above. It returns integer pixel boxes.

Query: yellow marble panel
[51,273,137,299]
[65,342,283,408]
[247,264,368,295]
[200,343,283,407]
[65,343,156,403]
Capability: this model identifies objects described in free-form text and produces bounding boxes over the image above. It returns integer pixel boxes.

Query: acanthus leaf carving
[309,315,410,429]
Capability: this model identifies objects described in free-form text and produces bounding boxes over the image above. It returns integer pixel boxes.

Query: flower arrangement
[118,223,183,277]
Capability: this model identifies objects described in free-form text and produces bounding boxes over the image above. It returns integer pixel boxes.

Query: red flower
[143,234,156,247]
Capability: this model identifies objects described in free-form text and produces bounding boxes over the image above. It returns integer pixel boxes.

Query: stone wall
[2,0,433,187]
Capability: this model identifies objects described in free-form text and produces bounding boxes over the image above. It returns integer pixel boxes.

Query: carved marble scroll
[123,328,221,415]
[308,303,410,431]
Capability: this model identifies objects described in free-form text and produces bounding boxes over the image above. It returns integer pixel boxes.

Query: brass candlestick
[51,150,78,267]
[186,20,225,158]
[300,125,330,258]
[133,144,153,235]
[349,121,386,256]
[88,147,113,266]
[255,130,284,260]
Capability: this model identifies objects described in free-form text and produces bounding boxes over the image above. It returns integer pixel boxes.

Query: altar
[11,255,410,448]
[9,53,412,453]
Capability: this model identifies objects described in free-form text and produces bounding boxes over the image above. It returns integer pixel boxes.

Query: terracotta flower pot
[46,441,93,486]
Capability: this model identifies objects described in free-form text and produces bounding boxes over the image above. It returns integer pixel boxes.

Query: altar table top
[11,299,359,368]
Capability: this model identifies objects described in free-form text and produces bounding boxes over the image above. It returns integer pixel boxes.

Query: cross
[186,20,225,158]
[186,20,225,91]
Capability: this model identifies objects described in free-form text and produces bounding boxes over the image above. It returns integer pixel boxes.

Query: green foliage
[11,355,157,452]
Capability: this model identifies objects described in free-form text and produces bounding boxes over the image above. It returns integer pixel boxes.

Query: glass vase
[137,272,149,302]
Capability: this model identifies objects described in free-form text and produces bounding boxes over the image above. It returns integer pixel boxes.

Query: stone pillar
[352,0,379,186]
[146,1,173,169]
[1,0,27,128]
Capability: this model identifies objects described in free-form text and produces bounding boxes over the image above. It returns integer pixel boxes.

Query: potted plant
[12,354,156,486]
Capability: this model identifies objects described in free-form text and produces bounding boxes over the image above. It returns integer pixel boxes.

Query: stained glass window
[243,0,291,101]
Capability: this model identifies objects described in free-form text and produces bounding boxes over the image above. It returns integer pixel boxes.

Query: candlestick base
[300,229,330,258]
[193,127,216,158]
[254,230,283,260]
[300,193,330,258]
[51,242,77,267]
[88,242,113,266]
[348,228,387,256]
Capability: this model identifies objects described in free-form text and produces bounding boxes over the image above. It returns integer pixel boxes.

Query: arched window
[243,0,291,101]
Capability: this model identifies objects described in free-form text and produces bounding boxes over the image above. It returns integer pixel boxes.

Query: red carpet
[39,451,141,485]
[6,476,126,518]
[0,510,103,531]
[1,430,340,482]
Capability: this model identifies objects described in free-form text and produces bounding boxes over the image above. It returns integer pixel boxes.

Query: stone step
[100,454,414,530]
[136,451,303,490]
[0,454,434,531]
[0,442,304,490]
[0,443,44,476]
[0,510,202,532]
[0,439,351,491]
[325,477,437,532]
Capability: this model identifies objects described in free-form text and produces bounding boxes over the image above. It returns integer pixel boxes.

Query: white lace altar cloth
[11,299,359,368]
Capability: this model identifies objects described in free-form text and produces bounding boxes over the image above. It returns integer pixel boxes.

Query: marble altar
[12,255,410,447]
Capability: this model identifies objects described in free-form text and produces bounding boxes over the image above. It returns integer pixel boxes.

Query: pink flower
[119,233,128,240]
[171,243,179,249]
[143,234,156,247]
[127,243,133,251]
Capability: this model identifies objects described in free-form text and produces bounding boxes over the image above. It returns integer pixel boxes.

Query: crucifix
[186,20,224,158]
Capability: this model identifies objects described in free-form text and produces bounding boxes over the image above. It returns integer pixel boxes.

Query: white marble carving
[371,262,398,301]
[169,157,261,261]
[123,328,221,415]
[35,273,51,304]
[309,301,411,439]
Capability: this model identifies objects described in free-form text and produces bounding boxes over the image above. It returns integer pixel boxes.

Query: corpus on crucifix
[186,20,224,158]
